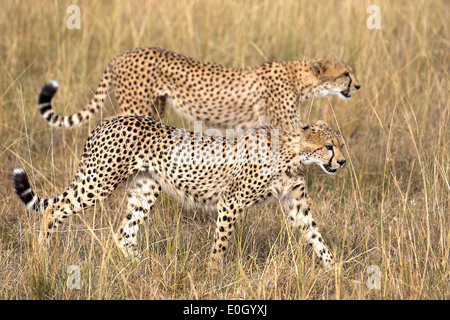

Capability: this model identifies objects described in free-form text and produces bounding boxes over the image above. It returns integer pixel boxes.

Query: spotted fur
[15,111,346,268]
[38,47,360,131]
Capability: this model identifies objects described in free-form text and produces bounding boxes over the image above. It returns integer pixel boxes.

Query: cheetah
[15,85,347,268]
[38,47,360,131]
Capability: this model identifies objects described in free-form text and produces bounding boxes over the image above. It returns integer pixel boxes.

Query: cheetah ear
[315,120,330,128]
[299,122,310,130]
[311,59,330,76]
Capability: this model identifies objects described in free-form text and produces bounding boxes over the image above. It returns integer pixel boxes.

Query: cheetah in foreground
[16,85,347,268]
[39,47,360,131]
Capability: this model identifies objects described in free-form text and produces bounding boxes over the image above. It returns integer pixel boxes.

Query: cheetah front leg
[287,180,334,268]
[116,174,161,258]
[211,197,242,269]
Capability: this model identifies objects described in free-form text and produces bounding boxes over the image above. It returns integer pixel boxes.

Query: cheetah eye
[343,72,350,78]
[341,144,345,150]
[325,145,333,151]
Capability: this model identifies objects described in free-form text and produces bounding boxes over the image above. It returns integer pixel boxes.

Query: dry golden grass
[0,0,448,299]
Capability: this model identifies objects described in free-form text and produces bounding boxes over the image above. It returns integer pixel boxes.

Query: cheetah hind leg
[116,173,161,259]
[37,205,56,249]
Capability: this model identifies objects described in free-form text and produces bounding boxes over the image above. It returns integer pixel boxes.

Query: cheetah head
[311,59,361,101]
[298,120,347,175]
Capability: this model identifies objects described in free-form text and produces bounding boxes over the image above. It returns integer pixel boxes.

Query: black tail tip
[38,80,59,105]
[13,168,31,196]
[13,168,40,210]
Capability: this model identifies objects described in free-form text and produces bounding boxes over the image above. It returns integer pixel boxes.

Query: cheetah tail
[13,168,47,213]
[38,65,114,129]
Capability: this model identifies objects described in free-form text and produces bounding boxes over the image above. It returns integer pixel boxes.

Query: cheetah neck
[279,61,320,101]
[274,127,310,168]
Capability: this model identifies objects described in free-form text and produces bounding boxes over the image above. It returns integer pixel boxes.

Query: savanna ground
[0,0,448,300]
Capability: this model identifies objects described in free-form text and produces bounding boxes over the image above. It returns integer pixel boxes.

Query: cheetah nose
[355,85,361,90]
[337,159,346,166]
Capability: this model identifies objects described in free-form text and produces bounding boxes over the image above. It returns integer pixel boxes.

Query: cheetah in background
[38,47,360,131]
[15,83,347,268]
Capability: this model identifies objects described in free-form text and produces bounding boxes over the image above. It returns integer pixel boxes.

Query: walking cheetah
[16,85,347,268]
[38,47,360,131]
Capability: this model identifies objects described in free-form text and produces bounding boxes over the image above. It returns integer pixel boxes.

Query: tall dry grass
[0,0,448,299]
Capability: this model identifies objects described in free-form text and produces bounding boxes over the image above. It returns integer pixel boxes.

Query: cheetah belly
[148,171,223,212]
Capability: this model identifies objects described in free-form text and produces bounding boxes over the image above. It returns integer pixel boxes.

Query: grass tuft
[0,0,448,299]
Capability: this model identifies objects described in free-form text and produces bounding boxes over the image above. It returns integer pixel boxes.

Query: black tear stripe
[328,148,335,168]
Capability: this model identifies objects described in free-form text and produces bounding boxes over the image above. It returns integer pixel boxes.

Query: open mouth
[323,164,337,174]
[340,90,351,99]
[302,157,338,175]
